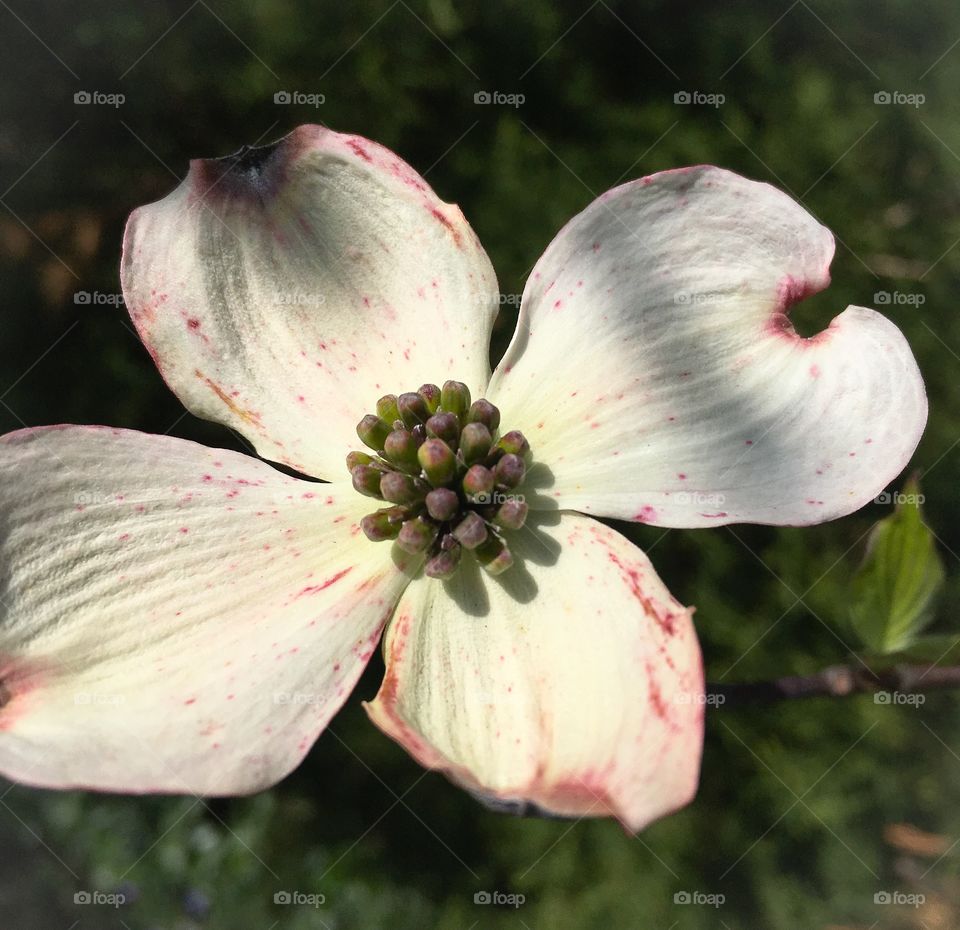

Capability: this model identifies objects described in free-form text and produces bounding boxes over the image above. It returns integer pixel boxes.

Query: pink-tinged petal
[121,125,499,481]
[0,426,416,793]
[487,166,927,527]
[365,513,703,833]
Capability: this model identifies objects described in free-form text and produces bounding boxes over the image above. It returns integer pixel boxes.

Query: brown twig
[707,664,960,707]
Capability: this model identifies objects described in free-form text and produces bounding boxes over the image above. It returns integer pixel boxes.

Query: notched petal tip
[119,124,500,482]
[486,163,923,528]
[464,782,655,830]
[181,124,456,218]
[366,514,704,834]
[481,776,695,835]
[185,124,324,204]
[189,142,284,200]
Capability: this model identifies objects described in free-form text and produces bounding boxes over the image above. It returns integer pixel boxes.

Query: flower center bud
[347,380,531,579]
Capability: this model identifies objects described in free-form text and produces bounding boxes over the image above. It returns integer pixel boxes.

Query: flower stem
[707,663,960,707]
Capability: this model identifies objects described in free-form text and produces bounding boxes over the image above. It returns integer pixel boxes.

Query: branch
[707,663,960,707]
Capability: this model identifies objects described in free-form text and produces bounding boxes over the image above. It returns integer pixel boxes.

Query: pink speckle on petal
[776,272,824,313]
[346,138,373,162]
[295,566,354,599]
[428,207,463,248]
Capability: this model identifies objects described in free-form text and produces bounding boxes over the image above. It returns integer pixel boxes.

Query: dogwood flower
[0,126,925,832]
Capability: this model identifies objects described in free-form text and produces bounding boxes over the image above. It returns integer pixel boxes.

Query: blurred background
[1,0,959,927]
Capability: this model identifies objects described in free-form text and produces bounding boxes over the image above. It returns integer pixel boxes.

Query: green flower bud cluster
[348,380,531,578]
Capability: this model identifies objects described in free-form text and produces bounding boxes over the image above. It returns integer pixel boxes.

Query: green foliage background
[0,1,959,927]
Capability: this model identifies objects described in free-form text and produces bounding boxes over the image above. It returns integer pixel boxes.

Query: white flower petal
[0,426,415,793]
[365,512,703,833]
[487,166,926,527]
[121,126,499,481]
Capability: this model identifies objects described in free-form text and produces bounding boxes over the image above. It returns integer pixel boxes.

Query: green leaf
[879,633,960,665]
[849,479,945,654]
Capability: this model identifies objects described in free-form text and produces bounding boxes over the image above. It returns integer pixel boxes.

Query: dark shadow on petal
[441,550,490,617]
[390,542,425,580]
[427,504,563,614]
[485,510,561,605]
[488,552,538,604]
[520,490,561,512]
[522,461,557,492]
[518,462,561,513]
[513,510,562,567]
